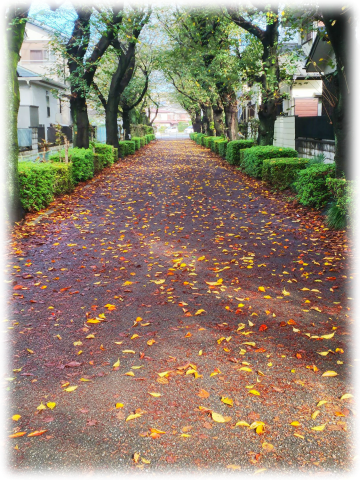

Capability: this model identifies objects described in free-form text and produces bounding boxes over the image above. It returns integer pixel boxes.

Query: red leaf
[259,324,268,332]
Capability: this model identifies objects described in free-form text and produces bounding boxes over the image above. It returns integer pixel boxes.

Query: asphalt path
[6,139,355,475]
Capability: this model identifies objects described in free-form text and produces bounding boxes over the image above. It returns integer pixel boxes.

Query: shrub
[113,147,118,162]
[195,133,205,144]
[242,146,298,178]
[325,177,354,228]
[51,163,73,195]
[0,183,9,225]
[225,140,255,165]
[124,141,135,155]
[139,136,146,147]
[190,133,196,140]
[203,136,213,148]
[94,143,114,167]
[209,138,222,152]
[68,148,94,183]
[93,153,107,173]
[130,124,154,137]
[262,158,309,190]
[131,137,141,150]
[218,140,228,157]
[294,164,336,208]
[118,141,128,158]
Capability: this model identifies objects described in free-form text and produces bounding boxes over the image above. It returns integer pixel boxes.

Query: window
[30,49,49,61]
[46,91,50,118]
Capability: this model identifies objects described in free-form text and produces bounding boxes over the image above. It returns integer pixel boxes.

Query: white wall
[273,116,295,149]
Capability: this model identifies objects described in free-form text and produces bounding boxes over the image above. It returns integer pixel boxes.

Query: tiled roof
[17,65,40,77]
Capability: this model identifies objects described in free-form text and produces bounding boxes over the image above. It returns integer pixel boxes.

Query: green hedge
[294,164,336,208]
[242,146,298,178]
[218,140,228,157]
[19,162,73,212]
[202,136,213,148]
[0,183,9,225]
[195,133,205,144]
[139,136,146,147]
[50,148,94,183]
[225,140,256,165]
[131,137,141,150]
[93,153,107,173]
[262,158,309,190]
[113,147,118,162]
[94,143,114,167]
[326,177,360,237]
[118,141,128,157]
[124,141,135,155]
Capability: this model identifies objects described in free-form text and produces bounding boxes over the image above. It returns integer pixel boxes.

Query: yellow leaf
[195,309,206,315]
[180,433,191,437]
[249,390,260,396]
[249,421,265,430]
[340,393,353,400]
[321,332,335,339]
[151,279,165,284]
[114,341,123,344]
[311,410,320,420]
[242,342,256,347]
[86,334,95,339]
[197,256,205,261]
[122,350,135,354]
[130,334,139,340]
[147,339,156,346]
[87,319,101,324]
[258,286,265,292]
[221,396,233,406]
[311,424,326,431]
[46,402,56,410]
[282,288,290,296]
[317,400,328,407]
[322,371,338,377]
[125,371,135,376]
[123,281,133,286]
[12,415,21,421]
[211,412,227,423]
[158,371,171,377]
[290,421,300,427]
[37,403,46,411]
[294,433,304,439]
[115,403,124,408]
[98,313,106,319]
[141,457,151,464]
[148,392,162,397]
[126,413,142,421]
[198,350,203,355]
[133,452,140,463]
[262,441,274,452]
[239,367,252,372]
[235,420,250,427]
[226,465,241,470]
[113,358,120,367]
[64,386,78,392]
[73,341,82,346]
[27,349,34,354]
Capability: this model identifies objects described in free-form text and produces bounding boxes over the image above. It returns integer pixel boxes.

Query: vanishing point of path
[6,139,355,474]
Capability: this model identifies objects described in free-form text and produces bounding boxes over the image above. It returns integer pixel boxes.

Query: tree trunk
[224,103,238,141]
[122,109,131,140]
[105,95,120,148]
[322,10,352,179]
[193,109,202,132]
[6,7,28,223]
[71,93,90,149]
[201,103,213,135]
[257,98,277,146]
[212,100,224,136]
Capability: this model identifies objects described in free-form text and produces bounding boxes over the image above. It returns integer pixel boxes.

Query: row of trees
[5,2,354,224]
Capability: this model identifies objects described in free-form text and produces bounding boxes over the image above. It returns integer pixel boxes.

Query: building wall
[295,138,335,162]
[273,116,296,149]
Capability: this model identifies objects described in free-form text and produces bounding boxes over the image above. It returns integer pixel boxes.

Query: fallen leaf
[262,442,274,452]
[197,389,210,398]
[311,424,326,431]
[290,421,301,427]
[27,429,47,437]
[322,371,338,377]
[126,413,142,421]
[64,386,78,392]
[235,420,250,427]
[148,392,162,397]
[113,358,120,367]
[340,394,353,400]
[46,402,56,410]
[211,412,228,423]
[221,396,233,406]
[9,432,27,438]
[12,415,21,421]
[249,390,260,396]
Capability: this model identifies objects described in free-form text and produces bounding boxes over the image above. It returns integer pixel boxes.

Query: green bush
[94,143,114,167]
[68,148,94,183]
[113,147,118,162]
[218,140,228,157]
[131,137,141,150]
[325,177,354,228]
[190,133,196,140]
[139,136,146,147]
[18,162,73,212]
[242,146,298,178]
[195,133,205,144]
[203,136,213,148]
[130,124,154,137]
[262,158,309,190]
[93,153,107,173]
[124,141,135,155]
[118,141,128,157]
[294,164,336,208]
[0,183,9,225]
[225,140,255,165]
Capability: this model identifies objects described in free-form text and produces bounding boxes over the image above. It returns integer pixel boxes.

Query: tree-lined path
[7,139,354,473]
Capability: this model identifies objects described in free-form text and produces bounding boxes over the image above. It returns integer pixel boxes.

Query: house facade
[149,105,191,128]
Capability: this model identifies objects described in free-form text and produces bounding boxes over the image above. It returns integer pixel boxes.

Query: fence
[295,116,334,140]
[47,125,73,144]
[96,126,106,143]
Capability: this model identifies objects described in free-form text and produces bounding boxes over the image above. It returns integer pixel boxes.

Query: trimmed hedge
[225,140,255,165]
[94,143,114,167]
[113,147,118,162]
[140,136,146,147]
[203,136,213,148]
[50,147,94,183]
[118,141,128,158]
[242,146,298,178]
[0,183,9,225]
[93,153,107,173]
[218,140,228,157]
[19,162,73,212]
[124,141,135,155]
[194,133,205,144]
[326,177,360,237]
[294,164,336,208]
[262,158,309,190]
[131,137,141,150]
